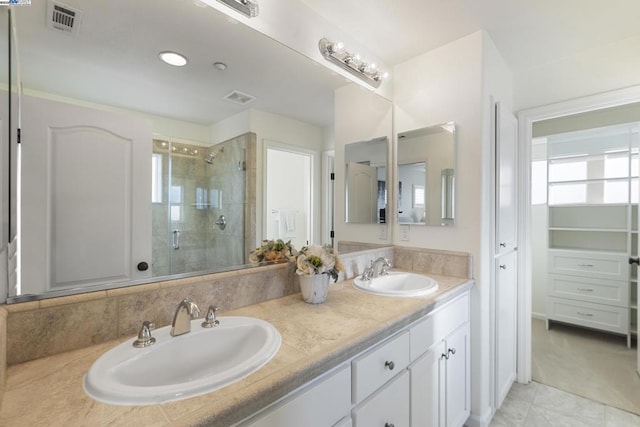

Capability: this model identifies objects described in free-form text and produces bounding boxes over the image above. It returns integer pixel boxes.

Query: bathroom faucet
[170,297,200,337]
[362,257,391,280]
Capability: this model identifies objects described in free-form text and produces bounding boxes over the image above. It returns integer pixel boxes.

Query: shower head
[204,152,216,164]
[204,147,224,164]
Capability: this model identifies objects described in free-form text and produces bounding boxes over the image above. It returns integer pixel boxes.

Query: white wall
[393,31,491,423]
[515,35,640,111]
[531,205,548,317]
[392,30,514,425]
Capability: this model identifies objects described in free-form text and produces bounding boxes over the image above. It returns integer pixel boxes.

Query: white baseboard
[465,407,493,427]
[532,311,547,321]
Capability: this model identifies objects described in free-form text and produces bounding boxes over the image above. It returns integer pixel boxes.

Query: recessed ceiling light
[159,51,188,67]
[213,61,228,71]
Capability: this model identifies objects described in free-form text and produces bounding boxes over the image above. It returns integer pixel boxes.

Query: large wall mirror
[397,122,456,226]
[345,136,388,224]
[2,0,364,301]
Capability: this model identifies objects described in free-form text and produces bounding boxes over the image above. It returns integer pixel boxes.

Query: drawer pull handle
[499,242,507,247]
[499,264,507,270]
[441,352,449,360]
[577,311,594,317]
[577,263,594,267]
[577,288,594,292]
[385,423,395,427]
[384,360,395,371]
[448,348,456,357]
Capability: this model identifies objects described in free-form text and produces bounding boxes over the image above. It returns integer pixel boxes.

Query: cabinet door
[352,370,410,427]
[409,341,445,427]
[243,365,350,427]
[444,324,470,427]
[495,102,518,253]
[495,252,517,408]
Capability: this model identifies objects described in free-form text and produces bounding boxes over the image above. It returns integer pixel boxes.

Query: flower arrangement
[294,244,343,282]
[249,239,297,264]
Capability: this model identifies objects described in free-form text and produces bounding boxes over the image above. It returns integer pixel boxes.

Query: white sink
[84,316,281,405]
[353,271,439,297]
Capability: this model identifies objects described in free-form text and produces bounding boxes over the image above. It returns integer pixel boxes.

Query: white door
[496,103,518,253]
[21,95,152,293]
[495,251,518,407]
[265,145,312,249]
[346,162,377,223]
[493,101,519,408]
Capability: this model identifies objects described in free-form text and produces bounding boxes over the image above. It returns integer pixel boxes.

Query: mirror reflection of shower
[205,147,224,164]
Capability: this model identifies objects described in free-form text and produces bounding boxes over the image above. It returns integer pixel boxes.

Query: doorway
[518,89,640,415]
[264,144,313,250]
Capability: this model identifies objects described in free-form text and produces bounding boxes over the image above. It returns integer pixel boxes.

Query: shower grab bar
[172,229,180,250]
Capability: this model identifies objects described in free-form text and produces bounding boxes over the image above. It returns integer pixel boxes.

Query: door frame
[516,85,640,383]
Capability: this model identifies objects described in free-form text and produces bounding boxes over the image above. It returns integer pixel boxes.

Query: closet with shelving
[545,123,639,347]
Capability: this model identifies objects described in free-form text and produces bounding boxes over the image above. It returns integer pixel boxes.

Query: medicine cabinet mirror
[397,122,456,226]
[345,136,388,224]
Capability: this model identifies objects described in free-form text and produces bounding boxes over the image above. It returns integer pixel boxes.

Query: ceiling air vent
[47,0,82,36]
[223,90,256,105]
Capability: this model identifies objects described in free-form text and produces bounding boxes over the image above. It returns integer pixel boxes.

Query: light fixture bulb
[330,42,345,54]
[159,51,188,67]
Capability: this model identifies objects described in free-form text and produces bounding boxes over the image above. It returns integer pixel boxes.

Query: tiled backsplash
[0,245,471,370]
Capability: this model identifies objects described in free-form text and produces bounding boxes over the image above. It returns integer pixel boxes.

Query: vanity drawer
[547,296,629,334]
[409,292,469,361]
[352,330,410,404]
[352,370,409,427]
[548,274,628,307]
[548,250,628,281]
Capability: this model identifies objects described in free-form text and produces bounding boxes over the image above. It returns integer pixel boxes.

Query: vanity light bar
[215,0,259,18]
[318,38,387,89]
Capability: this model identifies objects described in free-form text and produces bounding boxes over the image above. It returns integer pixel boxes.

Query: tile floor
[491,381,640,426]
[531,319,639,415]
[491,318,640,426]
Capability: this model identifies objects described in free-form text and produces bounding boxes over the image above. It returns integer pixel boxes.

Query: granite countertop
[0,273,472,427]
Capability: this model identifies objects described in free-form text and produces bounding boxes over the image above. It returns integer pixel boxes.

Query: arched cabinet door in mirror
[345,137,389,225]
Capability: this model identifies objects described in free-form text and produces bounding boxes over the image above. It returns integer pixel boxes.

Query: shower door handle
[172,229,180,250]
[215,215,227,230]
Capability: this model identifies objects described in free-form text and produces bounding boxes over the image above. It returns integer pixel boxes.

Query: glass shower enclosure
[151,133,255,276]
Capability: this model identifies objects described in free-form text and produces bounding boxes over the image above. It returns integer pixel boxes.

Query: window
[412,184,425,208]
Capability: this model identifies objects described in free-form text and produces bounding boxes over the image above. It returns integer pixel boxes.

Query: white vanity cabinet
[409,294,470,427]
[240,365,352,427]
[238,290,471,427]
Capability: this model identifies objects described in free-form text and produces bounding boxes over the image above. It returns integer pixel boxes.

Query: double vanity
[0,260,472,426]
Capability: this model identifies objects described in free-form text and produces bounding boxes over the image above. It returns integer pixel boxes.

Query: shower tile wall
[151,133,256,276]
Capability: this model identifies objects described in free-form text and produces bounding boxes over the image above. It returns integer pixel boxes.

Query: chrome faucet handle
[202,305,221,328]
[380,258,391,276]
[362,260,374,280]
[133,320,156,348]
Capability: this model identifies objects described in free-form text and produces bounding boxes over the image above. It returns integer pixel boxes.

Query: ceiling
[300,0,640,72]
[9,0,640,131]
[11,0,347,128]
